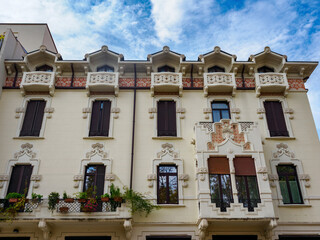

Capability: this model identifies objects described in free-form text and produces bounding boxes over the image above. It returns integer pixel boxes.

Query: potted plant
[110,184,122,202]
[48,192,60,212]
[1,196,26,221]
[82,198,98,212]
[100,193,110,202]
[63,191,74,203]
[31,193,43,203]
[75,192,87,203]
[6,192,23,203]
[59,206,69,213]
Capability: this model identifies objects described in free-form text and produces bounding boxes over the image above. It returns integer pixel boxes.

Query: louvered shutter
[157,101,177,136]
[7,165,33,195]
[101,101,111,136]
[167,101,177,136]
[20,101,37,136]
[157,101,166,136]
[32,100,46,136]
[89,101,101,136]
[19,165,33,194]
[208,157,230,174]
[264,101,289,137]
[234,157,256,176]
[96,165,106,197]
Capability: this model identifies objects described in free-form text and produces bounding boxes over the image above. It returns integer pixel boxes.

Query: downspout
[70,63,74,87]
[13,63,18,87]
[241,64,245,88]
[130,64,137,189]
[190,64,194,88]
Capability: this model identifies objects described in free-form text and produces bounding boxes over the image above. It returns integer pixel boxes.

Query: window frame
[157,65,175,72]
[83,164,106,198]
[208,65,225,73]
[97,65,114,72]
[7,164,33,196]
[211,101,231,123]
[157,165,179,204]
[35,64,54,72]
[206,96,238,122]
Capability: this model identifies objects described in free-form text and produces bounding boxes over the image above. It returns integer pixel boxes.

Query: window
[277,165,303,204]
[83,165,106,197]
[7,165,33,195]
[20,100,46,137]
[97,65,114,72]
[234,157,260,211]
[212,101,230,123]
[208,65,225,73]
[208,157,233,211]
[157,101,177,136]
[257,66,274,73]
[157,165,178,204]
[36,64,53,72]
[264,101,289,137]
[89,100,111,136]
[158,65,175,72]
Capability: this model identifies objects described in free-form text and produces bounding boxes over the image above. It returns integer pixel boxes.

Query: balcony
[21,71,55,96]
[203,73,236,97]
[86,72,119,96]
[255,73,289,97]
[151,72,183,96]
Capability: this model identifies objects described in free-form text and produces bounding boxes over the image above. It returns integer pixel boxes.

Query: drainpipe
[70,63,74,87]
[190,64,194,88]
[241,64,245,88]
[130,64,137,189]
[13,64,18,87]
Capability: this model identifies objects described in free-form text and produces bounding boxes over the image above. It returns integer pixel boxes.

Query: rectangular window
[212,101,230,123]
[157,165,178,204]
[157,101,177,136]
[89,100,111,136]
[208,157,233,211]
[277,165,303,204]
[7,165,33,195]
[83,165,106,197]
[264,101,289,137]
[20,100,46,137]
[234,157,261,211]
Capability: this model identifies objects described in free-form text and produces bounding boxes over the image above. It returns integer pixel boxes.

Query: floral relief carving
[73,175,84,188]
[179,174,189,187]
[14,143,36,159]
[44,107,54,118]
[231,108,240,119]
[153,73,181,84]
[148,107,157,119]
[105,173,116,181]
[176,107,186,119]
[15,107,25,118]
[203,108,212,119]
[0,175,9,188]
[257,108,265,119]
[82,107,91,119]
[257,167,268,181]
[147,174,157,187]
[268,174,278,187]
[157,143,179,158]
[273,143,295,158]
[88,73,116,84]
[197,168,208,181]
[24,72,53,84]
[299,174,311,187]
[206,73,233,84]
[86,143,108,159]
[284,108,294,119]
[111,107,120,119]
[259,74,284,85]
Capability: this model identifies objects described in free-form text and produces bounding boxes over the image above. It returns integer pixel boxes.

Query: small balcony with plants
[20,71,56,96]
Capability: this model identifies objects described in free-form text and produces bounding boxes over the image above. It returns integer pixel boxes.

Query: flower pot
[59,207,69,213]
[114,197,122,202]
[64,198,74,203]
[101,197,110,202]
[9,198,18,203]
[78,199,87,203]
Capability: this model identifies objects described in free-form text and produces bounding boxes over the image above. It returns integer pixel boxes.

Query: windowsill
[278,204,311,207]
[152,136,183,140]
[265,137,296,140]
[83,136,114,140]
[157,204,185,207]
[13,137,45,139]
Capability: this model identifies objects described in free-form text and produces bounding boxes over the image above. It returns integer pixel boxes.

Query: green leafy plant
[48,192,60,212]
[0,196,26,221]
[74,191,87,199]
[110,184,122,202]
[5,192,23,200]
[31,193,43,201]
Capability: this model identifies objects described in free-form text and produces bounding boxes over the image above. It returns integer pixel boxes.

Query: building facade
[0,25,319,240]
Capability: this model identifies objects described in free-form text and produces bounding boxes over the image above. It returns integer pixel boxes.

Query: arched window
[36,64,53,72]
[97,65,114,72]
[208,66,225,73]
[158,65,175,72]
[257,66,274,73]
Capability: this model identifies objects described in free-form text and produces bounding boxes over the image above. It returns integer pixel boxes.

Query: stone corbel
[257,108,265,119]
[6,65,12,75]
[197,168,208,181]
[0,175,9,188]
[198,66,203,76]
[119,66,124,76]
[112,107,120,119]
[38,219,51,240]
[264,219,277,240]
[257,167,268,181]
[233,67,238,74]
[73,175,84,188]
[146,66,151,75]
[283,67,289,74]
[203,108,212,119]
[198,219,208,240]
[177,107,186,119]
[147,174,156,187]
[31,175,42,188]
[149,107,157,119]
[181,66,186,76]
[300,67,305,76]
[179,174,189,187]
[15,107,25,118]
[268,174,278,187]
[124,219,132,240]
[231,108,240,119]
[299,174,311,187]
[84,66,89,74]
[249,67,254,76]
[105,173,116,181]
[284,108,294,119]
[56,66,62,76]
[44,107,54,118]
[82,107,91,119]
[21,65,26,72]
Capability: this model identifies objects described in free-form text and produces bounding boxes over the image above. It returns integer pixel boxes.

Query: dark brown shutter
[7,165,33,195]
[20,100,45,137]
[157,101,177,136]
[264,101,289,137]
[101,101,111,136]
[96,165,106,197]
[32,100,46,136]
[208,157,230,174]
[157,101,166,136]
[234,157,256,176]
[89,101,101,136]
[167,101,177,136]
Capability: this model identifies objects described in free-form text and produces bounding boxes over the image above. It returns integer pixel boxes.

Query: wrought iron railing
[56,199,123,213]
[0,199,41,213]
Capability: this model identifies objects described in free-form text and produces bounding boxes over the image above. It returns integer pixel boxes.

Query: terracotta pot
[78,198,87,203]
[64,198,74,203]
[59,207,69,213]
[9,198,18,203]
[101,197,110,202]
[114,197,122,202]
[82,207,95,212]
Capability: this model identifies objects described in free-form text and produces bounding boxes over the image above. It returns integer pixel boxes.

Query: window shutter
[7,165,33,195]
[264,101,289,137]
[89,101,101,136]
[19,165,33,194]
[32,100,46,136]
[96,165,106,197]
[157,101,166,136]
[157,101,177,136]
[234,157,256,176]
[167,101,177,136]
[101,101,111,136]
[20,101,37,136]
[208,157,230,174]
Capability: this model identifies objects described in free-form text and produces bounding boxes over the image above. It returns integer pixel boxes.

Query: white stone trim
[152,96,183,137]
[205,96,239,121]
[270,142,310,205]
[15,96,53,138]
[0,143,41,198]
[258,96,294,138]
[74,143,114,194]
[84,96,118,138]
[148,143,188,205]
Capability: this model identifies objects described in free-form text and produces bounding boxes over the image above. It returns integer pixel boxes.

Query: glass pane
[221,110,230,120]
[159,166,177,173]
[220,175,232,202]
[212,102,229,110]
[279,180,290,204]
[209,174,221,200]
[212,110,221,123]
[289,180,303,203]
[247,176,260,201]
[277,165,295,175]
[169,175,178,204]
[86,166,97,174]
[236,176,247,205]
[84,175,95,192]
[158,175,167,204]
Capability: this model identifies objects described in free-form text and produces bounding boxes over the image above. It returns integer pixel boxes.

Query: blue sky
[0,0,319,135]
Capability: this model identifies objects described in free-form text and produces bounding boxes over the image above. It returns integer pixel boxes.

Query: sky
[0,0,319,135]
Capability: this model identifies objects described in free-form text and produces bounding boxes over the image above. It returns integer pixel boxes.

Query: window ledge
[265,137,296,140]
[13,137,45,140]
[152,136,183,140]
[278,204,311,208]
[157,204,185,208]
[83,136,114,140]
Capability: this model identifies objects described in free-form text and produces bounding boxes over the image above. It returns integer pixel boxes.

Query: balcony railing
[56,199,122,213]
[203,72,236,96]
[255,73,289,96]
[21,71,55,96]
[151,72,183,96]
[86,72,119,96]
[0,199,41,216]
